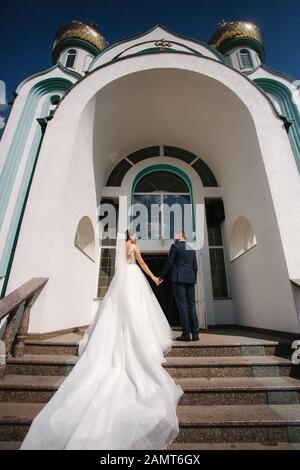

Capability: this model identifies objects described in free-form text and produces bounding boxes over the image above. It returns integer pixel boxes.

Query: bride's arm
[134,246,160,285]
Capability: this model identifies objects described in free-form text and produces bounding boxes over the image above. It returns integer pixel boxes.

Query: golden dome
[53,21,108,53]
[209,20,264,54]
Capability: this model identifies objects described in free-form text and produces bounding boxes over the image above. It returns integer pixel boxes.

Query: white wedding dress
[20,234,184,450]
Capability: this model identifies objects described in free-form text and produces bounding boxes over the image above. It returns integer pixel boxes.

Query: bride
[20,229,184,450]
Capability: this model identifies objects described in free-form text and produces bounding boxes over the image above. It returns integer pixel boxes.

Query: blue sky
[0,0,299,132]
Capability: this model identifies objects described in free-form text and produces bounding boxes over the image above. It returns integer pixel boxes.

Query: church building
[0,20,300,336]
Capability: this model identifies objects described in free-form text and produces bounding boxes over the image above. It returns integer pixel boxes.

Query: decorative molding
[0,78,74,292]
[88,23,225,71]
[111,39,204,62]
[254,78,300,173]
[154,39,173,50]
[105,146,218,188]
[16,63,80,94]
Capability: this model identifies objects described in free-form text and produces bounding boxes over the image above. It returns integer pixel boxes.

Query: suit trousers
[171,282,199,337]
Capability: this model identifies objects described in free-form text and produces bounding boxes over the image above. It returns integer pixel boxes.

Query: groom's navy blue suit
[159,240,199,338]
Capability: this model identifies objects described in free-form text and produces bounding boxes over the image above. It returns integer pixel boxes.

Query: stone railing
[0,277,49,378]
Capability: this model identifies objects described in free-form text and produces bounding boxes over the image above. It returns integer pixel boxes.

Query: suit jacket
[159,240,198,284]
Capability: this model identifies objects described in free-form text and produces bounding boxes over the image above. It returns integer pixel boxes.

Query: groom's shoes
[175,334,191,342]
[191,335,200,341]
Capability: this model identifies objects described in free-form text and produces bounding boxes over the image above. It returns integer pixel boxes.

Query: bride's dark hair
[125,229,136,241]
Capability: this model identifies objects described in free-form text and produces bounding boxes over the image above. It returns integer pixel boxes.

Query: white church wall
[58,47,95,75]
[213,300,235,325]
[89,25,222,71]
[229,243,298,331]
[0,66,79,295]
[5,54,300,334]
[250,66,297,93]
[0,94,48,258]
[14,64,79,97]
[5,98,99,332]
[216,92,300,333]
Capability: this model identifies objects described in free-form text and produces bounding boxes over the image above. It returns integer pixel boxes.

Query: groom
[158,230,200,342]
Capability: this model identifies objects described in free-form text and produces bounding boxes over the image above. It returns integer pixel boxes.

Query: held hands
[153,277,164,286]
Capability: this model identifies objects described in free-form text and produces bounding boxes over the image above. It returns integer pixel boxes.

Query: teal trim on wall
[0,78,72,230]
[0,77,73,284]
[131,164,196,239]
[260,64,297,84]
[0,100,48,277]
[254,78,300,173]
[16,63,80,93]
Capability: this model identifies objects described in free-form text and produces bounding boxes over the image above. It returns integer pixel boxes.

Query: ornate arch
[105,145,218,187]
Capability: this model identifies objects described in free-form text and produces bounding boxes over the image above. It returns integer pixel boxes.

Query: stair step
[6,440,300,451]
[24,341,78,356]
[167,442,300,450]
[176,376,300,405]
[0,375,65,402]
[6,355,78,376]
[175,404,300,444]
[0,402,43,441]
[0,441,22,450]
[1,328,299,448]
[1,402,300,444]
[167,342,291,358]
[1,375,299,405]
[3,441,300,451]
[164,355,298,378]
[5,354,298,379]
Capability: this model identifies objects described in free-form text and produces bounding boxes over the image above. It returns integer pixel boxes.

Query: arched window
[230,216,257,261]
[135,170,189,193]
[65,49,77,68]
[239,49,253,70]
[132,169,193,240]
[74,216,95,261]
[105,146,218,187]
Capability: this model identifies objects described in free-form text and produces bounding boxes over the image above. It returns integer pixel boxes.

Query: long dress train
[20,241,184,450]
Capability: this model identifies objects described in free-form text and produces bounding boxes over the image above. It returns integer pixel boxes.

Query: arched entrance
[7,53,300,335]
[97,152,230,330]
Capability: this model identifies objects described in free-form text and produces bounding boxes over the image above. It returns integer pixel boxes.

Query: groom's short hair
[176,230,186,240]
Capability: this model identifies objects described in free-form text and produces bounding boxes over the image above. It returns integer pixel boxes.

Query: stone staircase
[0,328,300,450]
